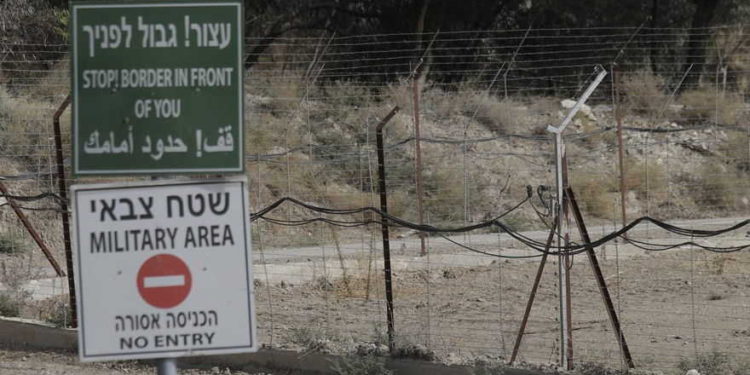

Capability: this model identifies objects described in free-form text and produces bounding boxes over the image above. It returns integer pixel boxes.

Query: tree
[680,0,720,89]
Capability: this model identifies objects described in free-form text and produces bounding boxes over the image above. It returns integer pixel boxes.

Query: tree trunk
[649,0,659,74]
[681,0,719,91]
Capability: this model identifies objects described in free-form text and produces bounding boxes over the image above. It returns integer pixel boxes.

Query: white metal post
[157,358,178,375]
[547,66,607,370]
[554,133,569,369]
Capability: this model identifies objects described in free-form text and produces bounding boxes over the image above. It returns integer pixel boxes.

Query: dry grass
[470,94,529,134]
[384,80,413,112]
[620,69,669,118]
[568,157,667,219]
[719,133,750,172]
[23,57,70,100]
[689,160,747,210]
[422,160,486,223]
[26,294,71,327]
[423,86,557,136]
[568,171,619,219]
[678,351,750,375]
[679,88,745,125]
[332,271,423,300]
[0,86,56,167]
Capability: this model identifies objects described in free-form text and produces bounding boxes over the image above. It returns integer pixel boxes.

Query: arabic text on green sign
[72,1,243,175]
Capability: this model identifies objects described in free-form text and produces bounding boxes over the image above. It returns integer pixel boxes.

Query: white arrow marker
[143,275,185,288]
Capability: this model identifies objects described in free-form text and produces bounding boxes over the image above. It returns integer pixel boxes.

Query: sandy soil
[254,239,750,373]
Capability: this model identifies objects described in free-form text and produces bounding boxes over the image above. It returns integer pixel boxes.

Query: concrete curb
[0,317,77,351]
[0,317,544,375]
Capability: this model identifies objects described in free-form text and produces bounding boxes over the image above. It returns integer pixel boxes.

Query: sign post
[71,0,243,175]
[71,178,256,363]
[70,2,251,372]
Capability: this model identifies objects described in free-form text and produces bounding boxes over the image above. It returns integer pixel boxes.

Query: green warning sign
[71,1,243,175]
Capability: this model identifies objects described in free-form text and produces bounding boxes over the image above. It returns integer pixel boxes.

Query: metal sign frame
[71,0,244,175]
[71,177,257,361]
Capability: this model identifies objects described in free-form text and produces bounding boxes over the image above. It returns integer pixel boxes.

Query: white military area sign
[71,178,256,361]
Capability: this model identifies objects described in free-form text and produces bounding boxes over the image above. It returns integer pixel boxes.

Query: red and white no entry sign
[137,254,192,309]
[73,178,256,361]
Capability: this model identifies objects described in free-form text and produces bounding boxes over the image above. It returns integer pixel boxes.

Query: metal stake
[0,181,65,277]
[413,78,427,257]
[547,66,607,369]
[613,69,628,236]
[375,106,400,352]
[52,94,76,327]
[509,216,557,365]
[157,358,177,375]
[566,187,635,368]
[553,134,570,369]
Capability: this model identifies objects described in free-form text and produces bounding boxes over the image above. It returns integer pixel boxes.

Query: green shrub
[0,293,21,317]
[0,233,26,255]
[331,354,392,375]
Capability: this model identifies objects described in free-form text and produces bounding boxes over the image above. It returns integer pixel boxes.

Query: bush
[0,233,27,255]
[37,295,72,327]
[391,336,435,361]
[568,156,668,219]
[0,0,67,85]
[624,158,668,202]
[569,171,619,219]
[471,95,529,134]
[719,133,750,172]
[0,87,57,170]
[423,161,486,224]
[620,69,669,118]
[0,293,21,317]
[690,160,746,210]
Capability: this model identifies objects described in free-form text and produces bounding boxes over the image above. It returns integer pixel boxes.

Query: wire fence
[2,26,750,372]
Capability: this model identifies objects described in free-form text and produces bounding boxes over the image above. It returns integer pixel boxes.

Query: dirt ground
[254,238,750,374]
[0,349,304,375]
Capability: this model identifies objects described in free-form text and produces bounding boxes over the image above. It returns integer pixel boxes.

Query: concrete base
[0,317,76,351]
[0,317,543,375]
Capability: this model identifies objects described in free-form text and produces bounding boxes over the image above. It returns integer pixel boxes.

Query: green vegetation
[0,233,27,255]
[331,354,393,375]
[678,351,750,375]
[0,292,21,317]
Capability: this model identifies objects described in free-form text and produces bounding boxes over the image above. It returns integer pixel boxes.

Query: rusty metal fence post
[375,106,400,352]
[52,94,76,328]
